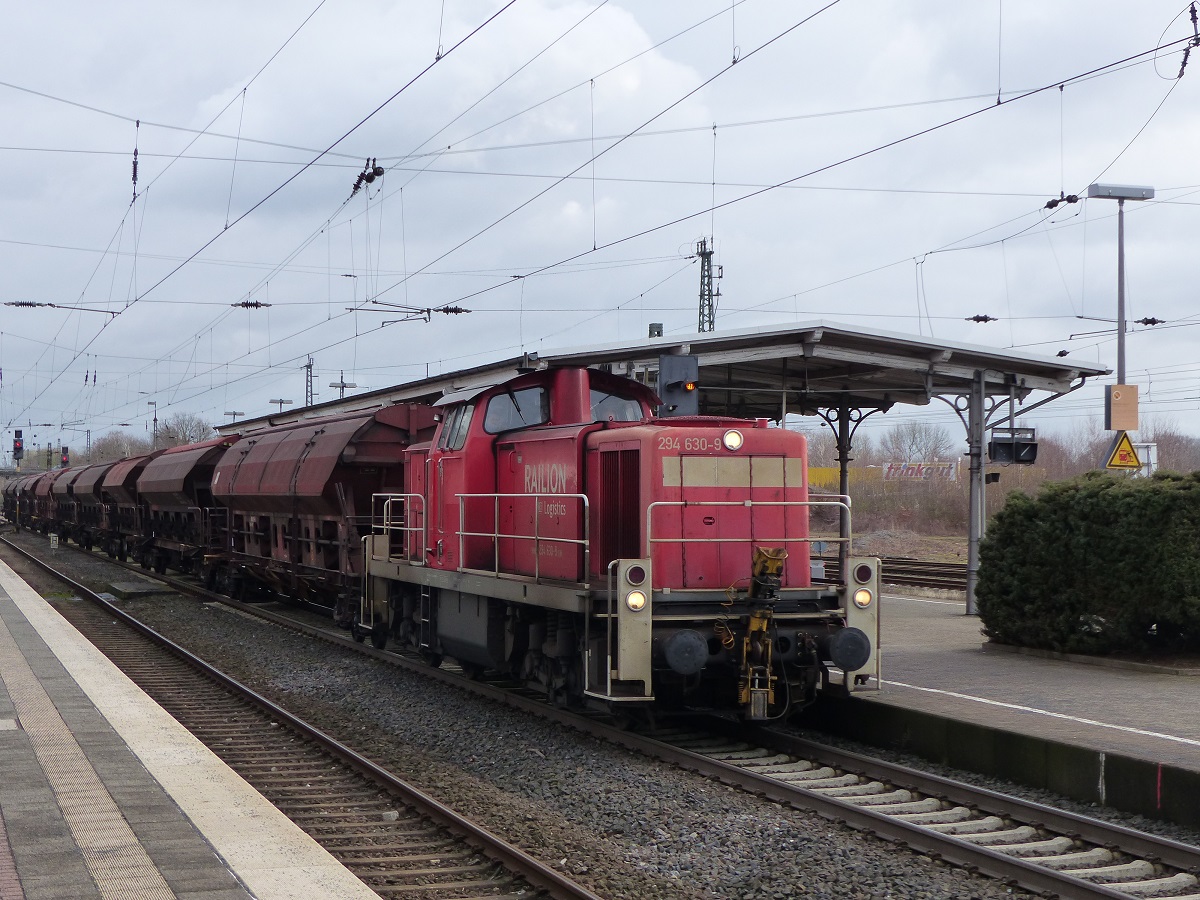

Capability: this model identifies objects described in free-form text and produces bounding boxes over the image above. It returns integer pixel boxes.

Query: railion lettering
[524,462,574,494]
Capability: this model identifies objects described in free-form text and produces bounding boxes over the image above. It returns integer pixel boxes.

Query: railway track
[1,535,598,900]
[639,726,1200,900]
[11,533,1200,899]
[823,556,968,591]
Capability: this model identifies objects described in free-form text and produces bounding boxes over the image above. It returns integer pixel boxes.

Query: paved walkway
[0,557,377,899]
[871,592,1200,771]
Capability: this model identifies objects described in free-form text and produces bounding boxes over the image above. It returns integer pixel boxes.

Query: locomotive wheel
[117,543,128,562]
[552,660,584,708]
[370,623,389,650]
[608,704,654,732]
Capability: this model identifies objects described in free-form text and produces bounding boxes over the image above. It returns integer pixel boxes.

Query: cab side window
[590,388,644,423]
[437,403,475,451]
[484,387,548,434]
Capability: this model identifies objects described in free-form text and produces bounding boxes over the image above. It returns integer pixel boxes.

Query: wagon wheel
[459,662,485,680]
[370,622,389,650]
[420,649,443,668]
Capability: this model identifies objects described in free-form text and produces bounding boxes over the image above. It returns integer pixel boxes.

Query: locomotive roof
[218,319,1108,432]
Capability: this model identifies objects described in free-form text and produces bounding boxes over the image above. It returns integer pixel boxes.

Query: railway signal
[988,427,1038,464]
[658,354,699,416]
[12,430,23,461]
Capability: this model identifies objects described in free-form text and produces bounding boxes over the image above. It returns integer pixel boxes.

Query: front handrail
[582,559,620,700]
[456,492,590,583]
[645,498,853,583]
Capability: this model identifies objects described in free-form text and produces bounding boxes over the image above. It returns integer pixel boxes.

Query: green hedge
[977,471,1200,655]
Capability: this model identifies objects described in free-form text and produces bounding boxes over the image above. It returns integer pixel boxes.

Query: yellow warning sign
[1105,431,1142,470]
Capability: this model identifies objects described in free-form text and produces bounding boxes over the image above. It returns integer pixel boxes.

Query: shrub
[977,471,1200,655]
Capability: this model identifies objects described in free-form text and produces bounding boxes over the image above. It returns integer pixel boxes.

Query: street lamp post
[329,371,358,399]
[1087,183,1154,405]
[147,400,158,448]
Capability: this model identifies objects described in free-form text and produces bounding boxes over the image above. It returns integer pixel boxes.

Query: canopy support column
[815,399,888,578]
[966,370,985,615]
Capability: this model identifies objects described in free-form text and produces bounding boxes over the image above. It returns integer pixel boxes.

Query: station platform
[809,589,1200,827]
[0,558,377,900]
[870,592,1200,773]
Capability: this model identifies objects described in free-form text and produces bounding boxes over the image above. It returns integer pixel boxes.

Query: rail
[10,532,1196,900]
[0,535,601,900]
[456,492,590,582]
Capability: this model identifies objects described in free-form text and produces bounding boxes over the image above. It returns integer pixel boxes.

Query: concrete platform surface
[871,592,1200,772]
[0,557,377,900]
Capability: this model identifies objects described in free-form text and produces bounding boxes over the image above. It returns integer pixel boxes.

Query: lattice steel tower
[696,237,722,333]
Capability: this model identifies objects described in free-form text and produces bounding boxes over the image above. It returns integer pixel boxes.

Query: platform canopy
[220,320,1109,616]
[222,320,1108,433]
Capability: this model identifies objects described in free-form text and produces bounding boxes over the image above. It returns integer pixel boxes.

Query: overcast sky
[3,0,1199,457]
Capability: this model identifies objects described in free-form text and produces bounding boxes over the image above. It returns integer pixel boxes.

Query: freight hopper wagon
[31,469,69,534]
[99,452,165,561]
[210,404,437,620]
[3,474,39,529]
[137,437,238,576]
[3,474,33,527]
[361,366,880,720]
[65,463,118,550]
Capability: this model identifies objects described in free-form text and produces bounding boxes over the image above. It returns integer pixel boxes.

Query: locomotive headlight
[722,429,744,451]
[852,588,874,609]
[625,590,647,611]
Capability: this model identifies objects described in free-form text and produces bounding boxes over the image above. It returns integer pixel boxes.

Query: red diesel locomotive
[358,365,879,719]
[2,364,879,720]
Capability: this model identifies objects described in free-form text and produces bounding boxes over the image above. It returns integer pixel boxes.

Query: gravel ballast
[2,533,1046,898]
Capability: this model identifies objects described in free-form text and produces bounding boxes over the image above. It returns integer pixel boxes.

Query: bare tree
[878,421,954,462]
[1141,416,1200,473]
[796,422,839,467]
[89,430,151,462]
[159,412,216,447]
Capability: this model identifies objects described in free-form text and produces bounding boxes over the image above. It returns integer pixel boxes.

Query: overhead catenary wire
[370,30,1199,338]
[9,9,1200,434]
[2,1,517,429]
[2,0,335,429]
[362,1,849,310]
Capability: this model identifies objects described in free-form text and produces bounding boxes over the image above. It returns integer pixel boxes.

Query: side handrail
[455,492,590,583]
[370,493,426,564]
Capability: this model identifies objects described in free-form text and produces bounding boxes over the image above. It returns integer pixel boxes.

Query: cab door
[426,402,474,570]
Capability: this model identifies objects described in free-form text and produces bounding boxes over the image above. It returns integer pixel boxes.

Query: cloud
[1,0,1198,447]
